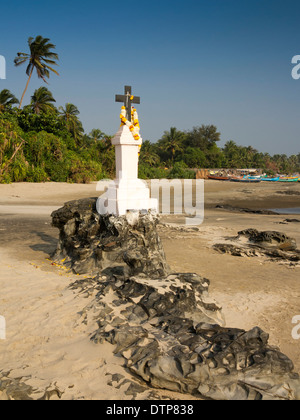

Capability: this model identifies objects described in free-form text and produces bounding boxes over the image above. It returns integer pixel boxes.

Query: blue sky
[0,0,299,155]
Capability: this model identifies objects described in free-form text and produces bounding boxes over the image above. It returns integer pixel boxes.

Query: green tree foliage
[1,104,299,183]
[139,140,160,166]
[167,161,195,179]
[29,87,56,114]
[156,127,186,163]
[222,141,300,174]
[89,129,105,143]
[4,35,298,183]
[0,90,19,111]
[185,125,221,149]
[0,118,26,183]
[59,103,84,145]
[181,147,206,168]
[0,106,107,183]
[13,107,70,139]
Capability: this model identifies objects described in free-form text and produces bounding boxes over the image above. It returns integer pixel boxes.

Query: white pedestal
[97,125,158,216]
[112,125,141,180]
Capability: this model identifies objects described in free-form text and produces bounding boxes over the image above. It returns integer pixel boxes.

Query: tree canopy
[29,87,56,114]
[0,35,299,184]
[0,89,19,111]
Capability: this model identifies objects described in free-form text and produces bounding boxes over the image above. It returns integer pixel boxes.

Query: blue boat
[244,176,262,180]
[230,177,261,183]
[277,177,299,183]
[260,177,280,182]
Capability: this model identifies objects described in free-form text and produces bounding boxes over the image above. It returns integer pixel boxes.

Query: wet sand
[0,181,299,399]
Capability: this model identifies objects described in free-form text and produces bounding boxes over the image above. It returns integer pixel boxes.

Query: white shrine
[96,86,158,217]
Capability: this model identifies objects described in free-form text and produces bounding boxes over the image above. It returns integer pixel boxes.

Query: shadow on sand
[29,231,58,257]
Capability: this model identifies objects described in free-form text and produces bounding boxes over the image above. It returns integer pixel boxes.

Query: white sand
[0,181,299,399]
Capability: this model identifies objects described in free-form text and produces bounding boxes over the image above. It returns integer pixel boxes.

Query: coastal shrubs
[167,161,195,179]
[1,34,299,183]
[0,100,299,184]
[0,116,105,183]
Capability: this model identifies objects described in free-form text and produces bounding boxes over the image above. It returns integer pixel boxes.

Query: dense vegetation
[0,108,113,183]
[1,105,299,184]
[1,36,299,184]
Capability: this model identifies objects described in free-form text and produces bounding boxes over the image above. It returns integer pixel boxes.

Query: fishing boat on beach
[244,175,262,180]
[230,177,261,183]
[277,177,299,183]
[207,172,299,183]
[260,177,280,182]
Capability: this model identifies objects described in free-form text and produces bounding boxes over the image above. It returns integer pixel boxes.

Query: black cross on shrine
[115,85,140,123]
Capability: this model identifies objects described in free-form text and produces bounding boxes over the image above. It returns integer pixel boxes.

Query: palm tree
[59,103,84,142]
[89,129,105,143]
[140,140,160,166]
[101,134,113,150]
[14,35,59,109]
[30,87,56,114]
[158,127,185,163]
[287,154,298,174]
[0,89,19,111]
[223,140,240,167]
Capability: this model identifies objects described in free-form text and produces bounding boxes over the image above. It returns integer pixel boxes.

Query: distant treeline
[1,35,298,183]
[0,101,299,183]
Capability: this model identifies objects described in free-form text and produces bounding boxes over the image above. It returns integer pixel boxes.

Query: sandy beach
[0,180,299,400]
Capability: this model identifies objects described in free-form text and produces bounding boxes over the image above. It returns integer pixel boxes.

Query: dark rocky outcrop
[215,204,278,215]
[238,229,297,251]
[0,374,63,400]
[51,198,170,277]
[276,190,300,196]
[71,270,300,400]
[213,229,300,263]
[49,198,300,400]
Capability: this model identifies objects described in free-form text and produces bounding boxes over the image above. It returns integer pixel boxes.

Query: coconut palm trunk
[18,67,34,109]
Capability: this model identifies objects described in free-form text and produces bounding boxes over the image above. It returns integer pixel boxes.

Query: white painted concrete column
[112,125,141,180]
[97,125,158,216]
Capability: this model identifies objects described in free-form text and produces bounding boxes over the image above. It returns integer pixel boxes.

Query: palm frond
[44,65,59,75]
[42,58,59,65]
[15,36,59,108]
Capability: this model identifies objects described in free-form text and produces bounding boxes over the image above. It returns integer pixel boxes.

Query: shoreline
[0,180,300,210]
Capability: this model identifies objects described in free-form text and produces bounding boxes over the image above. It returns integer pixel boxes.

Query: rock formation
[71,270,300,400]
[51,198,169,277]
[0,375,63,400]
[215,204,278,215]
[50,198,300,400]
[213,228,300,263]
